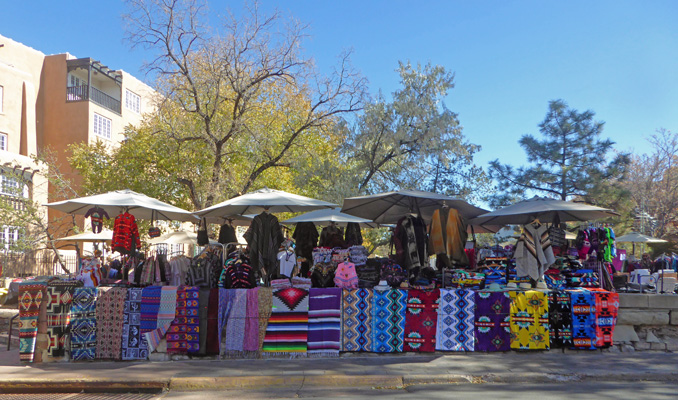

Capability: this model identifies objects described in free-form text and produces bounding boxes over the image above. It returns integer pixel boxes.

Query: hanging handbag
[197,217,209,246]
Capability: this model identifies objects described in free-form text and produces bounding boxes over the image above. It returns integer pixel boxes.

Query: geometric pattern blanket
[509,290,550,350]
[589,288,619,348]
[46,280,83,358]
[474,290,511,352]
[262,287,309,355]
[19,282,47,363]
[371,289,406,353]
[69,287,98,361]
[121,287,144,360]
[404,289,440,352]
[95,287,127,360]
[436,288,475,351]
[570,289,597,350]
[342,289,372,352]
[548,290,573,349]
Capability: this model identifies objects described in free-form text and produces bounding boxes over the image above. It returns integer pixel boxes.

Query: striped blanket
[19,282,47,363]
[262,287,309,355]
[308,288,342,356]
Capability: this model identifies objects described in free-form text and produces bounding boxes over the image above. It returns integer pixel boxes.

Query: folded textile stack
[312,248,332,265]
[291,277,312,289]
[270,278,292,289]
[349,246,368,266]
[563,269,600,288]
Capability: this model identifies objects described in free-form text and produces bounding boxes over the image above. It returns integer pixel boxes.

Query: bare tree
[124,0,366,209]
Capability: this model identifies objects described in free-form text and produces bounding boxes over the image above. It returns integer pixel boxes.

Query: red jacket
[112,212,141,254]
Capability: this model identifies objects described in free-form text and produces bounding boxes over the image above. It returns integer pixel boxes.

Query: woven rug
[224,289,248,353]
[436,289,475,351]
[121,287,144,360]
[258,287,273,349]
[144,286,177,353]
[262,287,309,355]
[243,288,260,352]
[548,290,573,348]
[371,289,406,353]
[46,281,82,358]
[570,289,597,349]
[19,282,47,363]
[218,289,235,353]
[404,289,440,352]
[167,286,188,355]
[308,288,342,356]
[206,288,220,355]
[342,289,373,352]
[185,286,200,354]
[509,290,550,350]
[474,291,511,352]
[589,288,619,348]
[96,287,127,359]
[69,287,97,361]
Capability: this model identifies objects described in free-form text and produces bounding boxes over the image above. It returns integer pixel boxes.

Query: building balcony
[66,85,121,114]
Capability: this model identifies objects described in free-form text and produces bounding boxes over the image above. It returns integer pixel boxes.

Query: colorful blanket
[69,287,97,361]
[308,288,342,356]
[474,290,511,352]
[144,286,177,353]
[262,287,309,354]
[509,290,550,350]
[46,281,82,358]
[244,288,260,352]
[342,288,373,352]
[185,286,200,354]
[258,287,273,349]
[570,289,597,349]
[218,289,234,353]
[139,286,162,359]
[590,288,619,348]
[404,289,440,352]
[19,282,47,363]
[96,287,127,359]
[436,288,475,351]
[224,289,248,353]
[371,289,407,353]
[548,290,573,348]
[121,287,144,360]
[167,286,188,354]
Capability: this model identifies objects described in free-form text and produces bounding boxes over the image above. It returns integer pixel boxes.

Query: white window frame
[93,113,112,140]
[0,85,3,113]
[0,225,22,251]
[0,133,6,151]
[0,172,29,198]
[125,89,141,114]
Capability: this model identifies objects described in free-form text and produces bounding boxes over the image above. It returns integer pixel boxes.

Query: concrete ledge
[402,374,473,385]
[618,294,650,308]
[671,311,678,326]
[170,376,305,391]
[617,309,670,326]
[0,309,19,319]
[304,374,403,388]
[612,325,639,343]
[0,379,168,394]
[648,295,678,310]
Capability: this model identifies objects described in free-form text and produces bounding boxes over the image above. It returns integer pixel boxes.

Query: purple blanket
[308,288,342,356]
[474,291,511,352]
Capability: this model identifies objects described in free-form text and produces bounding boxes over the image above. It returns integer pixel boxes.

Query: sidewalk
[1,349,678,393]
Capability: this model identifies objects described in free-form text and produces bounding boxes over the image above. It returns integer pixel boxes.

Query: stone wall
[612,293,678,352]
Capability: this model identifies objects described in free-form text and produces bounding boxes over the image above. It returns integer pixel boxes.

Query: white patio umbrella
[201,214,255,226]
[46,189,197,221]
[341,189,489,224]
[54,230,113,242]
[194,188,338,219]
[147,230,220,245]
[469,196,619,227]
[282,207,379,228]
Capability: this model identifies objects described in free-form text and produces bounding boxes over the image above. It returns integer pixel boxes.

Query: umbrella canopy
[341,189,489,224]
[282,208,379,228]
[201,214,254,226]
[469,196,619,226]
[616,232,668,244]
[147,231,220,245]
[194,188,338,219]
[54,230,113,242]
[46,189,197,221]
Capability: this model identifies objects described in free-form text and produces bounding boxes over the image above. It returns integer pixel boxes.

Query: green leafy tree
[488,99,630,206]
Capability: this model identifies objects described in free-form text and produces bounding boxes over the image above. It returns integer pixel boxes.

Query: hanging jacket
[514,221,556,280]
[293,222,319,261]
[243,212,285,280]
[344,222,363,246]
[112,212,141,254]
[428,208,469,267]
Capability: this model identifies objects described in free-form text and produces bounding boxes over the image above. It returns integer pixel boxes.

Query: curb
[0,379,168,394]
[169,374,404,391]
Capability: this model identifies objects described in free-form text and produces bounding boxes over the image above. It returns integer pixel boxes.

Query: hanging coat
[428,208,469,267]
[514,221,556,280]
[243,212,285,281]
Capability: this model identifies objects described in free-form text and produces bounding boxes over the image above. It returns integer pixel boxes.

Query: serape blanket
[69,287,97,361]
[308,288,342,356]
[342,288,373,352]
[509,290,550,350]
[262,287,309,354]
[371,289,407,353]
[121,287,144,360]
[139,286,162,358]
[19,282,47,362]
[589,288,619,348]
[46,280,82,357]
[244,288,260,352]
[436,288,475,351]
[570,289,597,350]
[167,286,188,354]
[218,289,235,353]
[96,287,127,359]
[548,290,573,348]
[404,289,440,352]
[224,289,248,353]
[206,288,220,355]
[144,286,177,353]
[185,286,200,354]
[258,287,273,349]
[474,291,511,352]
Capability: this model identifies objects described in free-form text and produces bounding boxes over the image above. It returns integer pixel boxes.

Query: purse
[197,217,209,246]
[148,226,161,238]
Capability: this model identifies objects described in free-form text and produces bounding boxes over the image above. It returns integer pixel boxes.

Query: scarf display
[570,289,597,350]
[185,286,200,354]
[96,287,126,359]
[258,287,273,349]
[244,288,260,352]
[509,290,550,350]
[436,288,475,351]
[590,288,619,348]
[474,291,511,352]
[19,282,47,363]
[342,288,373,352]
[46,280,82,358]
[206,288,220,355]
[307,288,342,356]
[262,287,309,355]
[121,287,144,360]
[224,289,248,354]
[548,290,573,348]
[404,289,440,352]
[371,289,407,353]
[144,286,178,353]
[69,287,97,361]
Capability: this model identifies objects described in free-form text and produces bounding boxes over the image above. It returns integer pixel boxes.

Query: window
[125,89,141,113]
[93,113,112,139]
[0,226,23,251]
[0,133,6,151]
[0,171,28,198]
[0,85,3,113]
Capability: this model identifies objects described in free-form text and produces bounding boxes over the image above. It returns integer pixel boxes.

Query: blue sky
[2,0,677,171]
